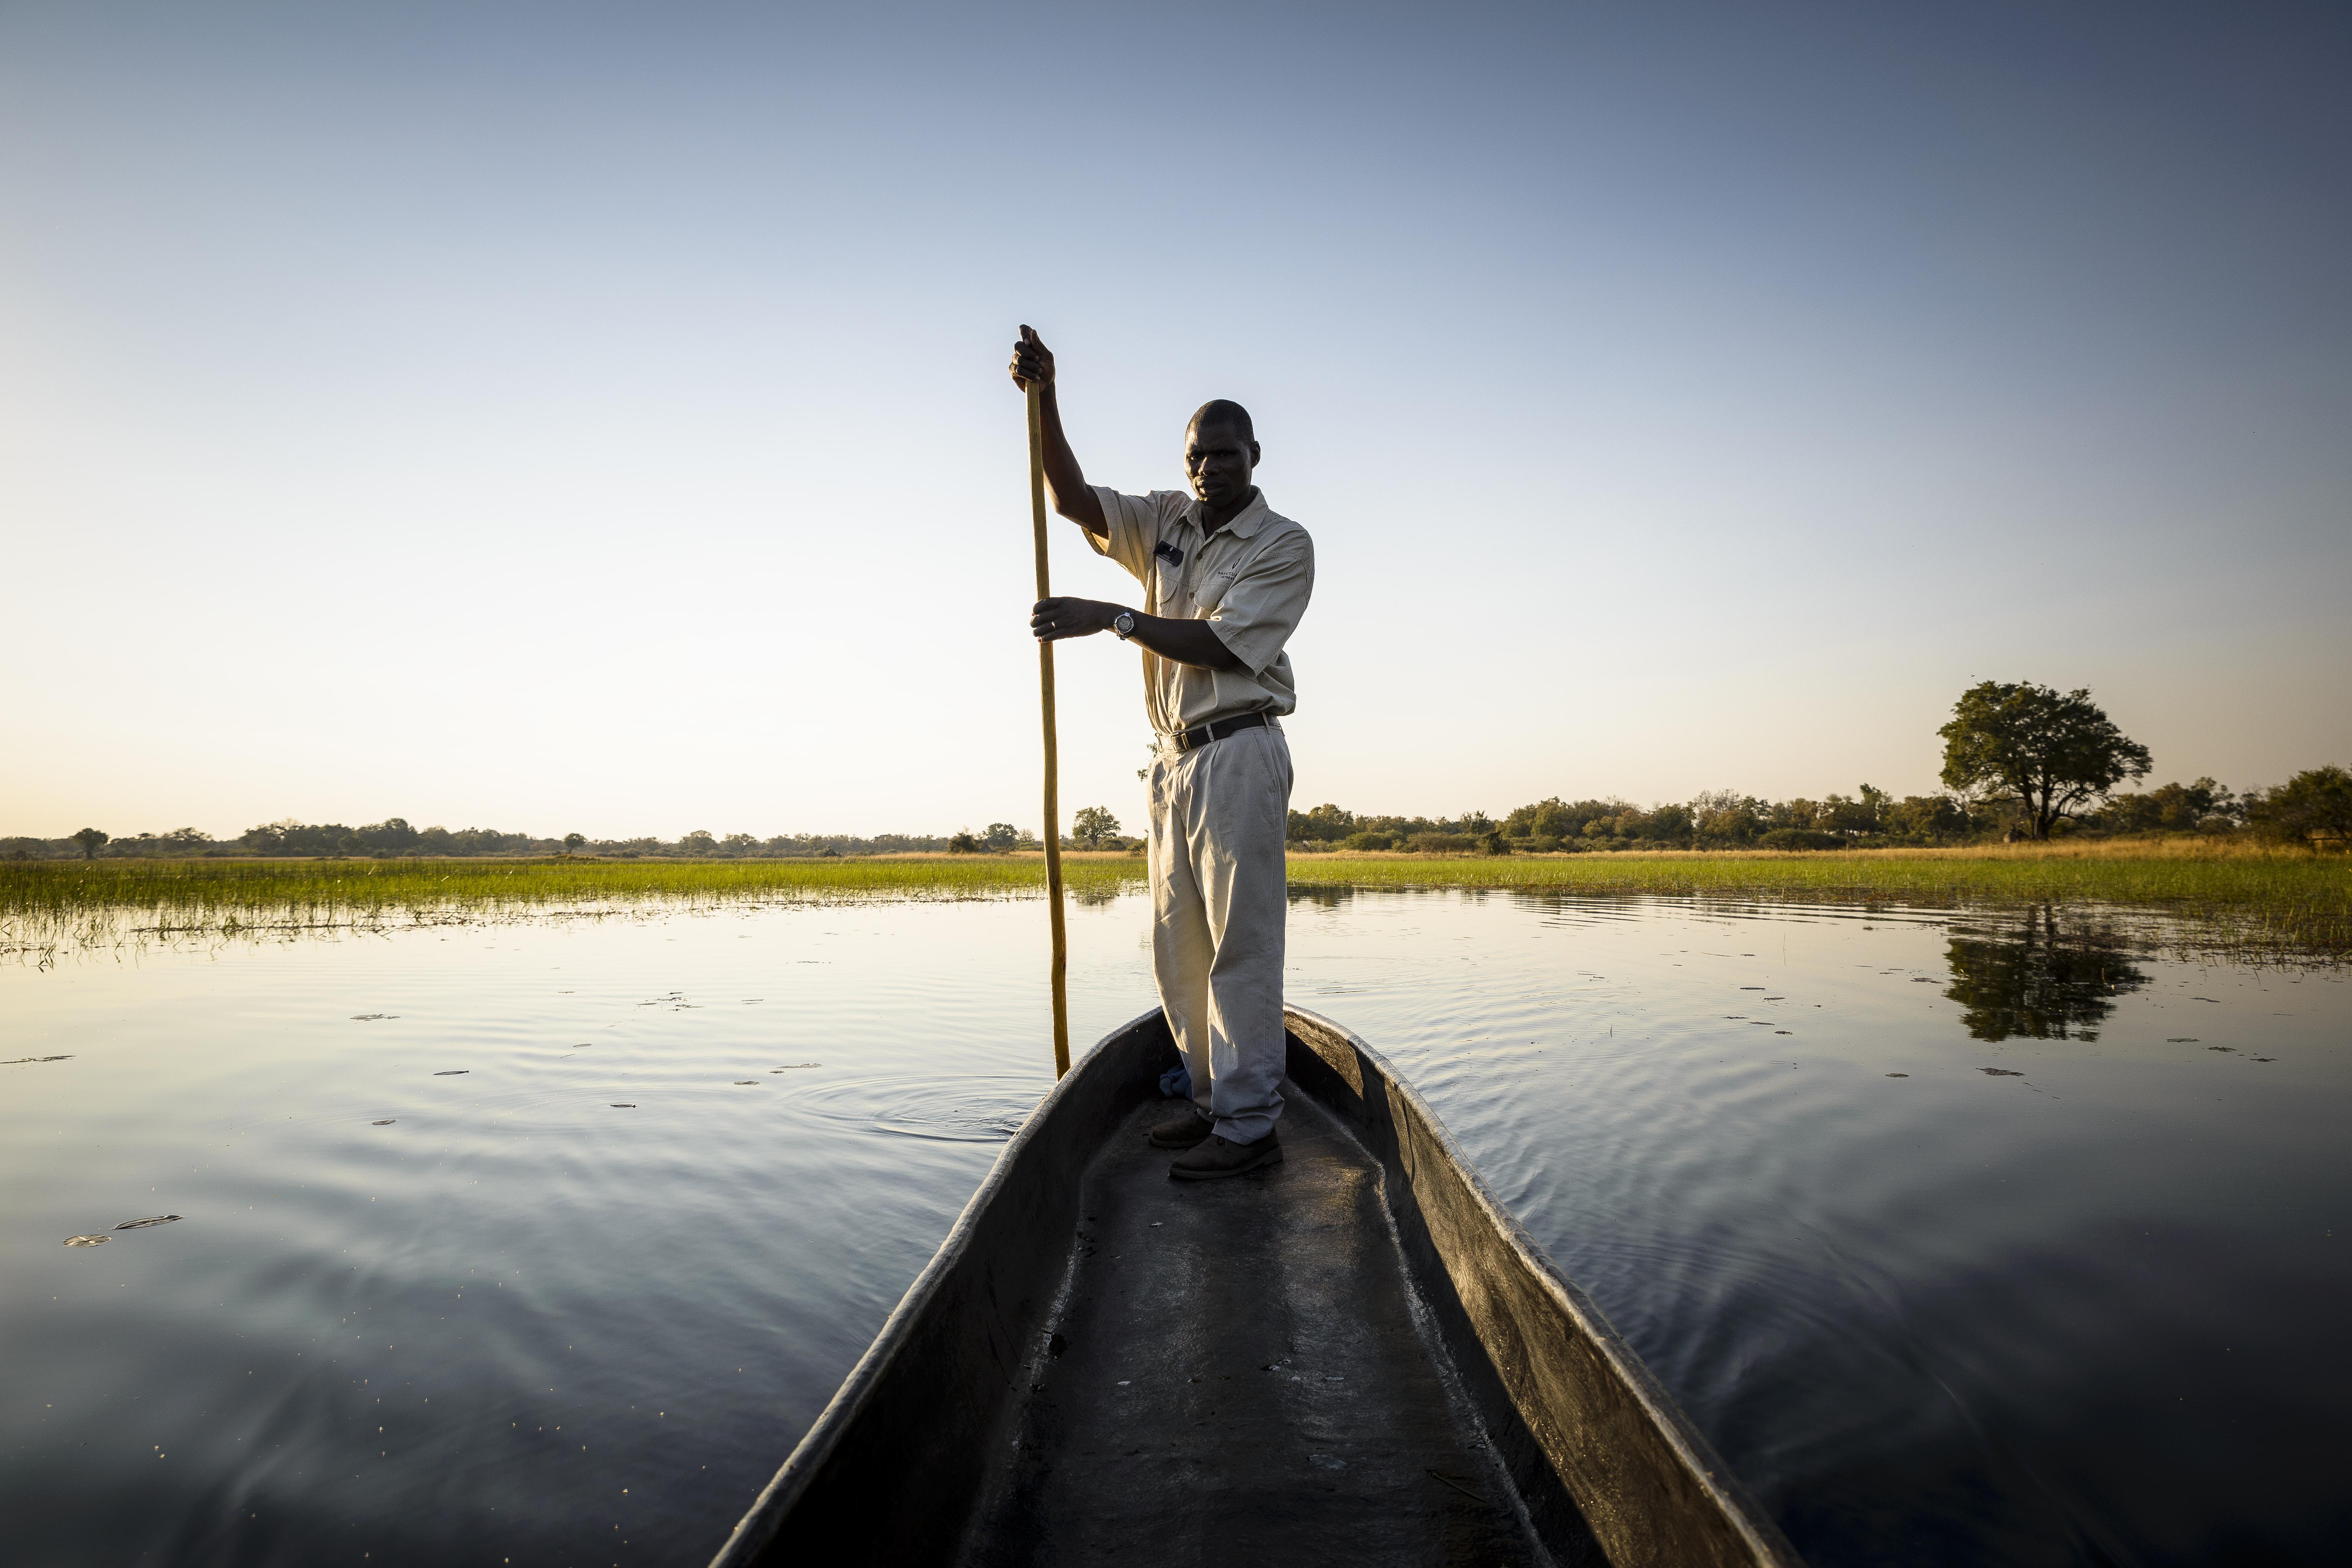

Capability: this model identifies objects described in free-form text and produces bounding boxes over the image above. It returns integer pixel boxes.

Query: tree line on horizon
[13,767,2343,864]
[2,820,984,863]
[1284,776,2276,854]
[3,813,1149,863]
[1290,679,2348,852]
[11,684,2349,861]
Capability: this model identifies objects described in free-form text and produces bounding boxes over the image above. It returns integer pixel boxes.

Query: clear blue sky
[4,2,2345,840]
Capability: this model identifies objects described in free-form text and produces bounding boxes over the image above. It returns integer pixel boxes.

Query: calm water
[3,891,2346,1566]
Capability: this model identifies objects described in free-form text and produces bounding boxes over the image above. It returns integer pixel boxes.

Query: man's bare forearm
[1032,386,1105,537]
[1029,597,1245,673]
[1122,611,1244,671]
[1010,326,1107,536]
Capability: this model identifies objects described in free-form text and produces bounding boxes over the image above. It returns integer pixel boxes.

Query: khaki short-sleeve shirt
[1087,485,1314,737]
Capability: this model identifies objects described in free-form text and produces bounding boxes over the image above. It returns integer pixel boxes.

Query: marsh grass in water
[3,840,2345,960]
[0,856,1143,960]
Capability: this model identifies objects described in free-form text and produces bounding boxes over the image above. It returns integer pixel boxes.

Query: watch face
[1115,612,1135,637]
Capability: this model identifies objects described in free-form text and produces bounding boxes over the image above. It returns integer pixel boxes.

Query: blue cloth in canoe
[1158,1063,1192,1099]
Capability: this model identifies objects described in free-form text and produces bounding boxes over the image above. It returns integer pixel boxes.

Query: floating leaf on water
[1980,1068,2024,1077]
[1885,1073,1910,1078]
[2167,1038,2200,1043]
[610,1103,637,1108]
[770,1063,822,1071]
[1776,1030,1792,1035]
[115,1215,181,1229]
[2208,1046,2235,1053]
[433,1070,468,1076]
[2192,997,2220,1003]
[1911,977,1935,984]
[65,1234,108,1246]
[732,1080,759,1086]
[2253,1056,2277,1063]
[372,1119,397,1126]
[350,1014,390,1021]
[4,1055,75,1065]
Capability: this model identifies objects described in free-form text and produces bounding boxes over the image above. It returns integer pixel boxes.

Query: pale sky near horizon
[4,2,2346,842]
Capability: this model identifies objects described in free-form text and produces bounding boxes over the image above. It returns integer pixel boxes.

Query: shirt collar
[1186,488,1269,541]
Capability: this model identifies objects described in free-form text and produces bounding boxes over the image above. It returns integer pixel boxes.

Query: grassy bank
[1292,841,2352,957]
[0,853,1141,912]
[4,841,2345,958]
[0,854,1144,955]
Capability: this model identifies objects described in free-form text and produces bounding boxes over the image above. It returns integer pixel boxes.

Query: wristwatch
[1112,611,1136,641]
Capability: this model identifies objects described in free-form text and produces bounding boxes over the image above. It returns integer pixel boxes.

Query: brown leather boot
[1168,1130,1283,1180]
[1147,1111,1213,1149]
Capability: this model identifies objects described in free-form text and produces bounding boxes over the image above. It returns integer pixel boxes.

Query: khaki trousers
[1147,722,1293,1145]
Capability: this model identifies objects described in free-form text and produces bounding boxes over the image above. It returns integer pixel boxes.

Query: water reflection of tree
[1943,905,2149,1042]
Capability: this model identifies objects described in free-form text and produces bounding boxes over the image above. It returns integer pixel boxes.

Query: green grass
[1288,842,2352,957]
[0,855,1143,956]
[1,854,1138,912]
[5,842,2346,960]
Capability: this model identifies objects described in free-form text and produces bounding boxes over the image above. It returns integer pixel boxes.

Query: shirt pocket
[1191,565,1239,614]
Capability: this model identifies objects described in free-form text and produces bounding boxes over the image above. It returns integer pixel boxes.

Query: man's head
[1185,400,1260,513]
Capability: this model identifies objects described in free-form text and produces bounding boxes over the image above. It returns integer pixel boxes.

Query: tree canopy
[1938,682,2150,839]
[2245,766,2352,846]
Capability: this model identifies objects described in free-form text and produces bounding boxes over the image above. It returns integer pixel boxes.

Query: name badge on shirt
[1154,540,1185,567]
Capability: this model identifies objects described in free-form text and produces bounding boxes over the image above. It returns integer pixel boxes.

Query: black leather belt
[1168,711,1271,754]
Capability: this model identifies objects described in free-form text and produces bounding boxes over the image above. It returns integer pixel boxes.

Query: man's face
[1184,421,1259,511]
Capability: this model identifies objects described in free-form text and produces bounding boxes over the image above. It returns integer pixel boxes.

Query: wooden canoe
[708,1005,1804,1567]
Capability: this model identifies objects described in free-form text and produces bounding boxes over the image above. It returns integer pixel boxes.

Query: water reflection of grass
[4,843,2344,958]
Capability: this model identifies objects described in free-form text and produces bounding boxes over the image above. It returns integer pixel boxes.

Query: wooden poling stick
[1028,384,1072,1078]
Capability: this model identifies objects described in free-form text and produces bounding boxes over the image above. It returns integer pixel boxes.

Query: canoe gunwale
[704,1006,1169,1568]
[1280,1005,1803,1567]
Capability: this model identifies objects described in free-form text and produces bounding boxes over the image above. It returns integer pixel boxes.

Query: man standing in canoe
[1010,325,1312,1180]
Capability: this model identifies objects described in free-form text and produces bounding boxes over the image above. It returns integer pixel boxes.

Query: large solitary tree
[70,827,108,860]
[1939,682,2151,839]
[1070,806,1120,848]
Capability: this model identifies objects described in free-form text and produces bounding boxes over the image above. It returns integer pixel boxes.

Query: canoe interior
[708,1007,1801,1568]
[965,1087,1541,1564]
